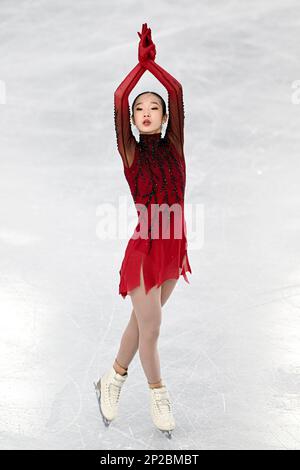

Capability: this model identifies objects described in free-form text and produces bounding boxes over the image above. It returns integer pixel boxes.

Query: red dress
[114,60,192,299]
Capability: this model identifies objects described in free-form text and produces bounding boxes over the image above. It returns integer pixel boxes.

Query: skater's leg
[160,278,178,307]
[114,277,177,375]
[146,278,177,389]
[114,309,139,374]
[114,257,178,375]
[129,262,163,386]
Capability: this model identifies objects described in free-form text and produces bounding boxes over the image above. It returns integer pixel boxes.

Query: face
[132,93,167,134]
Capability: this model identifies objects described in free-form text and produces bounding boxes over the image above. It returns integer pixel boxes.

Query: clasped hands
[138,22,156,67]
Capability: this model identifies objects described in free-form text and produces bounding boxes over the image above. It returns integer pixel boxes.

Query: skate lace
[108,381,122,405]
[153,389,172,415]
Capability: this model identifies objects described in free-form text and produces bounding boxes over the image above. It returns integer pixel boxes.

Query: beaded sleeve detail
[114,62,146,169]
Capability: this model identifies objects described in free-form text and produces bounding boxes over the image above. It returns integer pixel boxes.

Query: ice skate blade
[93,380,112,428]
[160,429,173,439]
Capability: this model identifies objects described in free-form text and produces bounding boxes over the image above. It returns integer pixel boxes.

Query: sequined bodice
[124,132,186,209]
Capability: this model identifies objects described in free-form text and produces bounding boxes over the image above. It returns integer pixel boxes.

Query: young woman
[94,23,192,439]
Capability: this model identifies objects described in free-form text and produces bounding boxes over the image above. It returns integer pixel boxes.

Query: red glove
[138,23,156,66]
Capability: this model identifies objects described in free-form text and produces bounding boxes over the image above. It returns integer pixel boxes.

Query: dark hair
[131,91,167,117]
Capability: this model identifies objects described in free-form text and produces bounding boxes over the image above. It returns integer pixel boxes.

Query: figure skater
[94,23,192,439]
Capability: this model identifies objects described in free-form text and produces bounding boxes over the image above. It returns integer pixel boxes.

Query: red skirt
[118,212,192,298]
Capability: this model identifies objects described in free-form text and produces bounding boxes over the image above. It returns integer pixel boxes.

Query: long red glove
[138,23,156,66]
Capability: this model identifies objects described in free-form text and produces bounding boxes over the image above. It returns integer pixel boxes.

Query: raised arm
[143,59,185,159]
[114,62,146,169]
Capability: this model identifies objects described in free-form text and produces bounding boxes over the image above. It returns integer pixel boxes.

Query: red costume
[114,59,192,298]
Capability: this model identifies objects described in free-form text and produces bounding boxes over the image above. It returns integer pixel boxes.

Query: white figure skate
[93,366,128,427]
[149,384,176,439]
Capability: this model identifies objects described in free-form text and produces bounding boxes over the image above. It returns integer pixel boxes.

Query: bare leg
[114,309,139,374]
[160,278,178,306]
[114,273,178,378]
[129,262,162,385]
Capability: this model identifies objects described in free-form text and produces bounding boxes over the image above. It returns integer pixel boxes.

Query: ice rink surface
[0,0,300,450]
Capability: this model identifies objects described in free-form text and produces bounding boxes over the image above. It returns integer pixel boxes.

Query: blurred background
[0,0,299,450]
